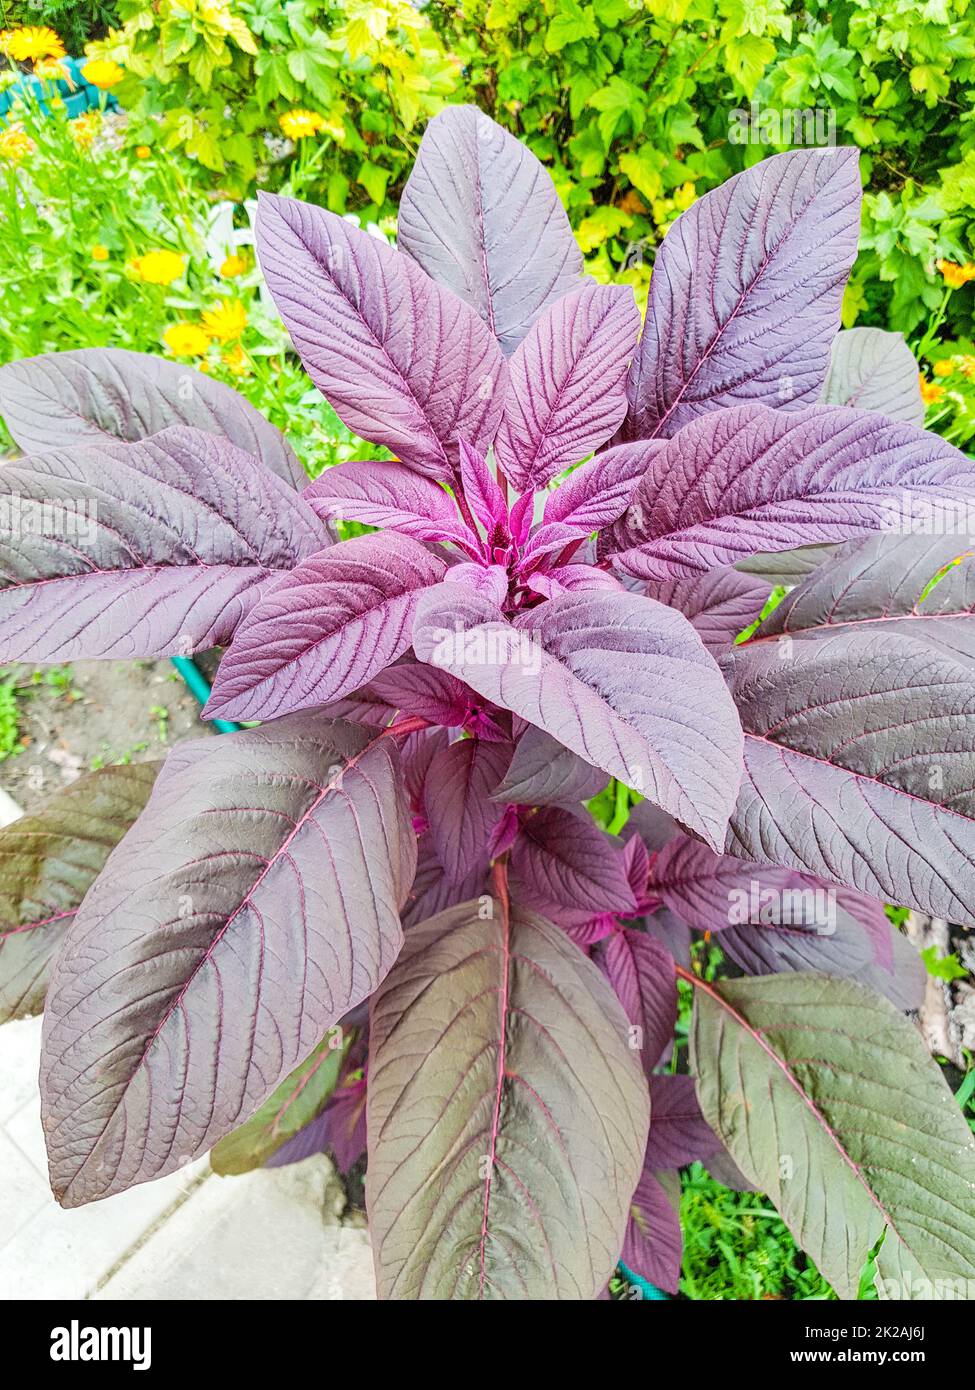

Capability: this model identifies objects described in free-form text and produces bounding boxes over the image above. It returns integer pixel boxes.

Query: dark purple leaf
[593,927,677,1071]
[510,806,636,916]
[397,105,585,356]
[412,585,744,850]
[256,192,506,481]
[0,347,305,487]
[204,534,446,721]
[492,726,607,807]
[423,737,512,884]
[622,1167,682,1295]
[621,147,861,440]
[643,567,771,656]
[401,832,488,928]
[40,716,415,1207]
[458,438,506,534]
[0,426,327,662]
[494,283,640,491]
[645,1075,722,1170]
[611,402,975,580]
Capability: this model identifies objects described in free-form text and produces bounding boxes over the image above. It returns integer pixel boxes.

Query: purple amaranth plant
[2,106,975,1301]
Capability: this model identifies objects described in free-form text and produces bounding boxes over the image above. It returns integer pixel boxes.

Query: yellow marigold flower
[936,259,975,289]
[279,109,325,140]
[219,252,248,279]
[932,359,955,377]
[2,26,65,62]
[163,322,211,357]
[919,374,945,406]
[135,145,151,158]
[132,249,186,285]
[221,344,251,377]
[0,123,34,162]
[202,299,248,342]
[82,58,124,90]
[91,244,109,262]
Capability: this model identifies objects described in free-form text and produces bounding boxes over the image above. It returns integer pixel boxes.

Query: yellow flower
[919,374,945,406]
[135,145,151,159]
[70,111,100,150]
[131,249,186,285]
[221,344,251,377]
[933,359,955,377]
[219,252,248,279]
[957,355,975,380]
[936,259,975,289]
[1,26,65,62]
[0,123,34,163]
[91,244,109,262]
[279,108,325,140]
[82,58,124,90]
[163,322,211,357]
[202,299,248,342]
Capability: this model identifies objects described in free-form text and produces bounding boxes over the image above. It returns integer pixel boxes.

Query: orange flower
[135,145,151,159]
[936,259,975,289]
[219,252,248,278]
[919,374,945,406]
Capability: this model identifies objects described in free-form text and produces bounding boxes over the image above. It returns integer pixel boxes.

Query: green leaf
[210,1028,350,1175]
[691,972,975,1300]
[357,159,390,207]
[367,897,650,1299]
[0,763,159,1023]
[545,0,599,53]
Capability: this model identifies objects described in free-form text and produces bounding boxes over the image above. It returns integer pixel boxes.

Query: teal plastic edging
[0,57,120,122]
[170,656,240,734]
[619,1261,669,1300]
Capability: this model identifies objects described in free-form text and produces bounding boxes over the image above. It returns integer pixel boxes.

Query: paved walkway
[0,1016,376,1300]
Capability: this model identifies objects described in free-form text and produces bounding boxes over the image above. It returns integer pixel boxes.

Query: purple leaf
[622,1167,683,1295]
[423,737,513,884]
[444,562,509,606]
[493,726,607,807]
[0,426,327,662]
[724,618,975,927]
[610,402,975,579]
[494,283,640,492]
[592,927,677,1071]
[367,897,649,1299]
[204,534,446,722]
[256,192,506,481]
[822,327,923,426]
[626,799,678,853]
[397,105,586,356]
[621,147,862,440]
[645,1075,722,1170]
[0,347,305,488]
[400,729,449,811]
[643,568,771,656]
[412,586,744,850]
[302,460,477,551]
[527,565,625,598]
[401,832,489,928]
[643,908,692,968]
[40,716,416,1207]
[542,441,661,532]
[367,663,475,730]
[510,806,637,916]
[458,438,507,534]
